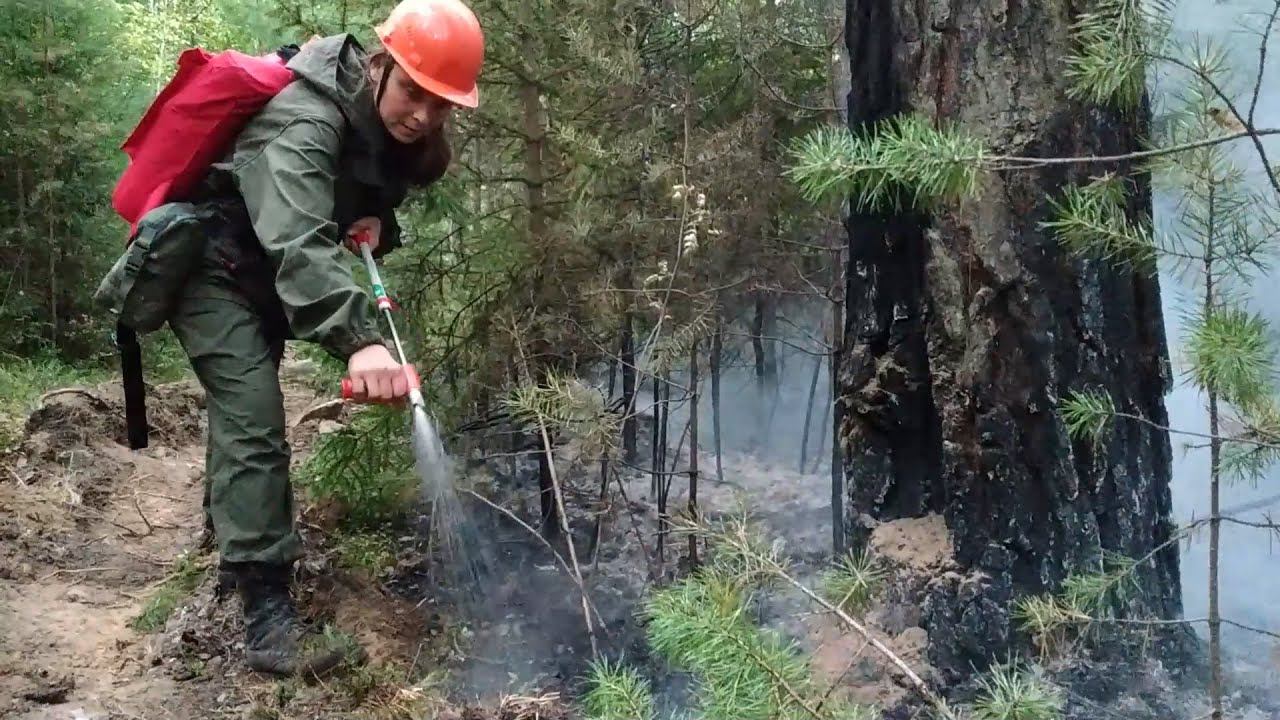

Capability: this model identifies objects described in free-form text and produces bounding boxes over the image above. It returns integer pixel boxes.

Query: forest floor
[0,355,588,720]
[0,348,935,720]
[3,354,1277,720]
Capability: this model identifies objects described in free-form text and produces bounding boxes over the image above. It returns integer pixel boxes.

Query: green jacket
[207,33,410,360]
[96,34,413,361]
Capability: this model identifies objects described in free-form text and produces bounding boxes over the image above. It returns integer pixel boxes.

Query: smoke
[1156,0,1280,653]
[636,299,836,478]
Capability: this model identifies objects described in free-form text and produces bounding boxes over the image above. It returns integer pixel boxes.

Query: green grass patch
[132,553,207,633]
[335,530,397,577]
[0,332,190,451]
[0,354,108,449]
[140,330,194,384]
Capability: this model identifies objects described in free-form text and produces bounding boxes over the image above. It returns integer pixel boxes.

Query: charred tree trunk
[621,313,638,463]
[800,352,823,474]
[840,0,1180,678]
[711,319,724,484]
[689,340,700,567]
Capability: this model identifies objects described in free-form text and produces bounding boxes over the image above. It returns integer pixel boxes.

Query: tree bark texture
[841,0,1180,676]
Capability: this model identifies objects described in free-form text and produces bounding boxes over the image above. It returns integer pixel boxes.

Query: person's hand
[344,216,382,256]
[346,344,410,403]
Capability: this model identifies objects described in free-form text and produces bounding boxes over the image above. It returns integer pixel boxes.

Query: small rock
[64,586,108,606]
[205,656,224,676]
[317,420,342,435]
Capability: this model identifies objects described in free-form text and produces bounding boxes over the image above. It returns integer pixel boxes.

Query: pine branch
[788,116,1280,212]
[1247,1,1280,126]
[1151,51,1280,197]
[719,630,826,720]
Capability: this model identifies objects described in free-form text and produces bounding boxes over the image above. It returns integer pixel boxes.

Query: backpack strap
[117,321,149,450]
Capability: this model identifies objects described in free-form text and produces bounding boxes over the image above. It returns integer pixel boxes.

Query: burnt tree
[839,0,1181,677]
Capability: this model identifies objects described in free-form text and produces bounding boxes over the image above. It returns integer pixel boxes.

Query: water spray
[340,231,490,594]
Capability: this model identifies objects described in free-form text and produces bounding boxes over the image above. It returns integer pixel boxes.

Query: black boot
[232,562,354,679]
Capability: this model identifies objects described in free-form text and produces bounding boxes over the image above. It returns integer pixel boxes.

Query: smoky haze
[639,0,1280,672]
[1158,0,1280,648]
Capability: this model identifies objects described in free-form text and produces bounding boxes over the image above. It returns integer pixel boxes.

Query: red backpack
[112,47,297,239]
[111,45,297,450]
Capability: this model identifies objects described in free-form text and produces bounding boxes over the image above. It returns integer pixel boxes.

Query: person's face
[377,62,455,144]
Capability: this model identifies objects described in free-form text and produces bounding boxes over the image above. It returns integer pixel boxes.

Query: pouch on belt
[94,202,213,449]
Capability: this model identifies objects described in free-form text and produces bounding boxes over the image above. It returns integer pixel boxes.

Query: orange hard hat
[375,0,484,108]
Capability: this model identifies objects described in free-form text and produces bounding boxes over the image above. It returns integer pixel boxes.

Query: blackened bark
[621,313,638,463]
[841,0,1180,677]
[538,446,559,541]
[712,320,724,484]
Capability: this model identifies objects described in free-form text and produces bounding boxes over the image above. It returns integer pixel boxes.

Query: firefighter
[131,0,482,678]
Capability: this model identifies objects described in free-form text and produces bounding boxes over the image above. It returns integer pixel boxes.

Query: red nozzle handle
[351,229,374,246]
[341,365,419,402]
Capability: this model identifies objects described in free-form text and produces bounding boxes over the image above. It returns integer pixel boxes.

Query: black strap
[117,321,149,450]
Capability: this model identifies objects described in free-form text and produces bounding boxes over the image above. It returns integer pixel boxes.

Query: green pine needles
[583,659,658,720]
[971,664,1065,720]
[644,567,815,720]
[1063,0,1173,111]
[1187,307,1274,409]
[821,549,885,617]
[584,515,1069,720]
[1059,389,1116,447]
[1041,174,1157,272]
[786,116,986,212]
[1013,550,1145,660]
[505,370,621,460]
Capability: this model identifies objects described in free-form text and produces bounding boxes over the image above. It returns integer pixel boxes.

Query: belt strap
[117,322,149,450]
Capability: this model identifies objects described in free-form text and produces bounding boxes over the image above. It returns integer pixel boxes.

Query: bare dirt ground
[0,365,564,720]
[0,381,220,719]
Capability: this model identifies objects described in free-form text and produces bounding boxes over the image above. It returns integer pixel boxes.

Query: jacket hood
[286,34,392,188]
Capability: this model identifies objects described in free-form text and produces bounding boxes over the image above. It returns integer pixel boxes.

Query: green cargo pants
[169,236,303,568]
